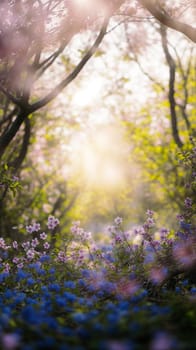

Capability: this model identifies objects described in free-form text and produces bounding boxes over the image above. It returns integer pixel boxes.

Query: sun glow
[70,126,128,189]
[71,75,104,108]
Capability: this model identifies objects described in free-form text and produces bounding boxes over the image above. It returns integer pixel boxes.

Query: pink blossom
[150,267,167,284]
[173,241,195,267]
[116,279,139,298]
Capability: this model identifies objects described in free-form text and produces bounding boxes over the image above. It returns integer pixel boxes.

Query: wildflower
[3,263,10,273]
[12,176,19,181]
[150,331,176,350]
[150,267,168,284]
[40,232,47,240]
[12,241,18,249]
[64,281,76,289]
[1,333,20,350]
[107,225,116,234]
[146,217,155,227]
[146,209,154,217]
[48,283,60,292]
[33,222,41,232]
[116,278,139,298]
[57,251,67,262]
[71,221,80,233]
[43,242,50,249]
[176,214,184,222]
[17,263,24,269]
[184,197,192,208]
[159,228,169,240]
[72,312,87,323]
[114,217,123,226]
[26,249,35,260]
[31,238,39,248]
[26,225,34,233]
[27,277,35,286]
[0,237,6,248]
[47,215,59,230]
[12,257,20,264]
[22,241,30,250]
[173,241,195,267]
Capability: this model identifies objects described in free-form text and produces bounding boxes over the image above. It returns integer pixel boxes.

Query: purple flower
[146,210,154,217]
[47,215,59,230]
[12,241,18,249]
[1,333,20,350]
[31,238,39,248]
[43,242,50,250]
[150,331,176,350]
[26,249,35,259]
[33,222,41,232]
[184,197,192,208]
[26,225,34,234]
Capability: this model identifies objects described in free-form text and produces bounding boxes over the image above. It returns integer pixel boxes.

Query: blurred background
[0,0,195,242]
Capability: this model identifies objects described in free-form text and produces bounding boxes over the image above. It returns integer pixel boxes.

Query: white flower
[114,217,123,226]
[40,232,47,240]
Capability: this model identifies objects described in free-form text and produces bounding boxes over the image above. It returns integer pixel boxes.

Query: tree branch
[138,0,196,43]
[160,25,183,148]
[9,117,31,171]
[29,16,109,113]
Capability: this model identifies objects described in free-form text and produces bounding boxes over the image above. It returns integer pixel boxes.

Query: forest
[0,1,195,349]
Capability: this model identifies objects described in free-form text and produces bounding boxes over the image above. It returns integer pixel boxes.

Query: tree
[0,1,195,167]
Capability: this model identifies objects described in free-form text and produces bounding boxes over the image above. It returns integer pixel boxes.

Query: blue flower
[48,283,61,292]
[39,254,51,263]
[4,289,13,299]
[0,272,9,282]
[63,291,77,303]
[72,312,87,323]
[21,306,39,324]
[64,281,76,289]
[190,287,196,294]
[56,296,67,308]
[27,277,36,286]
[14,292,26,304]
[16,269,29,281]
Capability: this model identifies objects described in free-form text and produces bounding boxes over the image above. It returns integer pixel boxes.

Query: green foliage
[0,163,21,198]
